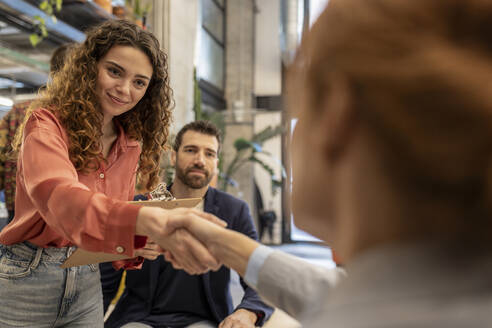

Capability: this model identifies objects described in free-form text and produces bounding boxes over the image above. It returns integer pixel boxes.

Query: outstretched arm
[166,217,344,319]
[162,214,260,276]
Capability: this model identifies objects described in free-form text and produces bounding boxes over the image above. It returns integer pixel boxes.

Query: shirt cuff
[244,245,274,288]
[134,235,147,249]
[112,256,144,270]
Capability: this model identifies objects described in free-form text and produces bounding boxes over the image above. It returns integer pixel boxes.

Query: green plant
[193,68,202,120]
[161,134,176,186]
[30,0,63,47]
[192,67,227,179]
[125,0,152,20]
[221,125,285,196]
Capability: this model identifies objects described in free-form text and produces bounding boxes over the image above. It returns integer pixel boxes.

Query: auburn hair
[289,0,492,243]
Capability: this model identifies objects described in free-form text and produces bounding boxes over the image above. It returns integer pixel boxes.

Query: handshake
[135,206,256,275]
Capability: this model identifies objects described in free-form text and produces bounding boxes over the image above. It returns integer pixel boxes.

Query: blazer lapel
[202,187,222,322]
[204,187,220,215]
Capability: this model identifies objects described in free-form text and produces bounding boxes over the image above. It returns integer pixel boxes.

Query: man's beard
[176,164,213,189]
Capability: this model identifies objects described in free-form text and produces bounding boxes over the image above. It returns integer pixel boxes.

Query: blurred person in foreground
[167,0,492,327]
[0,43,72,223]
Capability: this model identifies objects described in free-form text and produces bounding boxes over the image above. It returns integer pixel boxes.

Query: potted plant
[221,125,285,196]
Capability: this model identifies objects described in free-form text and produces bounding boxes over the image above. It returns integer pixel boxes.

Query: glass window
[309,0,330,27]
[202,0,224,44]
[197,29,224,90]
[289,118,321,242]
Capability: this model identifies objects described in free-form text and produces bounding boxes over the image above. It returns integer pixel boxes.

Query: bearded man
[104,120,272,328]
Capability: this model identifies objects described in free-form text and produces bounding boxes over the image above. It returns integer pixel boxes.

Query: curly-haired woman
[0,20,222,327]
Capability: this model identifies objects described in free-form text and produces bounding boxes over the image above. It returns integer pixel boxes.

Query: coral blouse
[0,108,146,267]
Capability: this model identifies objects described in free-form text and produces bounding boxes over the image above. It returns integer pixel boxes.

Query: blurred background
[0,0,335,261]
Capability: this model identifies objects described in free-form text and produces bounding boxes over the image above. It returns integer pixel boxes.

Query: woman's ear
[320,73,357,163]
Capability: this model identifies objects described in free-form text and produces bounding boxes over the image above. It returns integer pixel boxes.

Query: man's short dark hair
[173,120,222,153]
[50,43,74,73]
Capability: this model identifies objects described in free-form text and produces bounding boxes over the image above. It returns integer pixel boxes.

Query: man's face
[172,130,219,189]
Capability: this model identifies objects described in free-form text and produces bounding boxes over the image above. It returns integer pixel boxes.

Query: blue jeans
[0,242,104,327]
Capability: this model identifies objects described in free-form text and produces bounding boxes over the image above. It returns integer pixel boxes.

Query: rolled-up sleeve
[21,122,140,257]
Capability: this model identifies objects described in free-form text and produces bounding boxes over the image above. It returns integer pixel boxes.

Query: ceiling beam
[0,0,85,43]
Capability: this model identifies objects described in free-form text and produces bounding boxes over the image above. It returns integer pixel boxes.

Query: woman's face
[95,45,153,124]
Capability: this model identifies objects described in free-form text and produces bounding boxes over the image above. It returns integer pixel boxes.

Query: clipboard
[60,198,202,268]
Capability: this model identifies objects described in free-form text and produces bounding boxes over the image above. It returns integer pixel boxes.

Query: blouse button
[99,173,105,179]
[116,246,125,253]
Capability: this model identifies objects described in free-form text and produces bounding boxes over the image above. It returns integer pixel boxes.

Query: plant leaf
[135,0,142,17]
[249,156,275,177]
[272,179,282,187]
[271,179,282,196]
[252,125,283,144]
[29,33,40,47]
[144,1,152,14]
[234,138,253,151]
[33,15,45,25]
[40,25,48,37]
[40,1,49,11]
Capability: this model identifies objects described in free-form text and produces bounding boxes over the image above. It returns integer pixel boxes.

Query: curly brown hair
[22,20,173,191]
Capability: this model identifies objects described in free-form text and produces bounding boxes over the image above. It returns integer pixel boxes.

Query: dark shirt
[144,260,213,327]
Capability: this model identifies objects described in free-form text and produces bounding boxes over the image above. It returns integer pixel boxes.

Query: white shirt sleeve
[244,245,274,288]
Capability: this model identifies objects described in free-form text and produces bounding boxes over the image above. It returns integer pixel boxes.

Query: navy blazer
[104,187,273,327]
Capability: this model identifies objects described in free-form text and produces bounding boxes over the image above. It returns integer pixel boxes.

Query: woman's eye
[108,67,120,76]
[135,80,147,88]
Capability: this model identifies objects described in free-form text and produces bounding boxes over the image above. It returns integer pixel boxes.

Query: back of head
[291,0,492,245]
[50,43,74,74]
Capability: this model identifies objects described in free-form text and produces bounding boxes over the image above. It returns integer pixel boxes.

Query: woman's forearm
[135,206,160,237]
[209,229,260,276]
